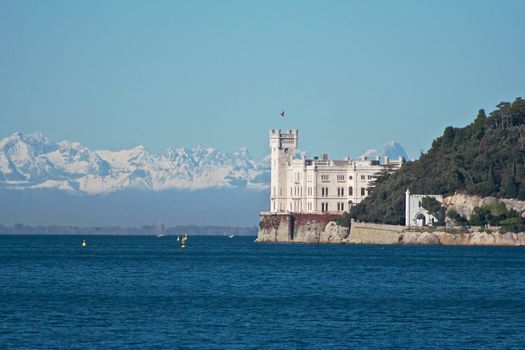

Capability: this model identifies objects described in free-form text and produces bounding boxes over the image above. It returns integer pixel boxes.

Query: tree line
[350,98,525,225]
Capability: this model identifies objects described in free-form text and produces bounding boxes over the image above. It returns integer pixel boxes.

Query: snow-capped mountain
[359,141,409,162]
[0,132,269,194]
[0,132,410,195]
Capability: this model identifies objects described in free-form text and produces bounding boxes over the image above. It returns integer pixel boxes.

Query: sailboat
[181,234,188,249]
[156,219,166,238]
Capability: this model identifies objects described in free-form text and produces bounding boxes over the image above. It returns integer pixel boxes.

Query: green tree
[470,206,491,226]
[421,196,441,215]
[447,209,469,226]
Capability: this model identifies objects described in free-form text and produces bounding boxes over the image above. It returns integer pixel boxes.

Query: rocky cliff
[349,221,525,246]
[443,193,525,219]
[399,230,525,245]
[257,214,525,246]
[256,213,349,243]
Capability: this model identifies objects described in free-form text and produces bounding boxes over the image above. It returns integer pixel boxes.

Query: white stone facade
[268,129,404,214]
[405,189,443,226]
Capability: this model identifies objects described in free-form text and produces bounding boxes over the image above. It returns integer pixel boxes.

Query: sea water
[0,235,524,349]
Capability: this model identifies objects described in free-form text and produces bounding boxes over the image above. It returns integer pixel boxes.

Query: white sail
[156,219,166,238]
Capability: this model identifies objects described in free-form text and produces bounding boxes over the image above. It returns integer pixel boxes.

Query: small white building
[268,129,404,214]
[405,189,443,226]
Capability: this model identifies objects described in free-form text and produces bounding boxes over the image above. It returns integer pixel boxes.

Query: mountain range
[0,132,408,194]
[0,131,408,226]
[0,132,269,194]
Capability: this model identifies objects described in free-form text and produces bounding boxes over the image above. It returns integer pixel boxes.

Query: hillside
[351,98,525,224]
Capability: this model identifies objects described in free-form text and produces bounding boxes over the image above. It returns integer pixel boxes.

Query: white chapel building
[269,129,404,214]
[405,189,443,227]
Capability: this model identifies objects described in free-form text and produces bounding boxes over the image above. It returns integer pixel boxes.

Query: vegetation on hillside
[448,200,525,233]
[350,98,525,225]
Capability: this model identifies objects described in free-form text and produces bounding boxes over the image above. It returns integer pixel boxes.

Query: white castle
[268,129,404,214]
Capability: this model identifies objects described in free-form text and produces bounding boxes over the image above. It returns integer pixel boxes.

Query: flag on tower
[280,110,285,117]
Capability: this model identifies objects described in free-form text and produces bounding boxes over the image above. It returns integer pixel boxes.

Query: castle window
[321,175,330,182]
[361,175,366,180]
[337,175,345,181]
[349,186,353,196]
[361,188,366,196]
[349,175,353,180]
[367,175,373,180]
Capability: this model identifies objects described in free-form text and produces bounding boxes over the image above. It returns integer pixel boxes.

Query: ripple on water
[0,235,524,349]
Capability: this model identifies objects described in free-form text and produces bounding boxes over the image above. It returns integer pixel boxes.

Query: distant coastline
[0,224,257,236]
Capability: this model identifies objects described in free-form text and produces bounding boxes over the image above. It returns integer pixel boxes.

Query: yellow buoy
[82,240,87,247]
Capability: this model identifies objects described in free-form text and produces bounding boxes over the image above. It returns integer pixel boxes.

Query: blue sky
[1,0,524,159]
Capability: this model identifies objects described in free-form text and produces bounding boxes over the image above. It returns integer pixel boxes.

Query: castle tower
[269,129,298,212]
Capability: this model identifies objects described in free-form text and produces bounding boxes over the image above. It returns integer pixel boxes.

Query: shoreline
[257,213,525,246]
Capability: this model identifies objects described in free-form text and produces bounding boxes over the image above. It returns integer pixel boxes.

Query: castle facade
[268,129,404,214]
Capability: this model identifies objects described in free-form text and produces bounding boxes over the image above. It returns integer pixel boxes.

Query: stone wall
[348,221,404,244]
[256,212,347,243]
[256,213,293,242]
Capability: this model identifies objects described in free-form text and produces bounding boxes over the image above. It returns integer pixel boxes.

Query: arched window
[348,186,353,196]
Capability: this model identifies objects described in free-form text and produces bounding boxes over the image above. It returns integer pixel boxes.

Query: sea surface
[0,235,524,349]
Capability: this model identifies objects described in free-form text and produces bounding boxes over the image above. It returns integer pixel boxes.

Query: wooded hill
[350,98,525,225]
